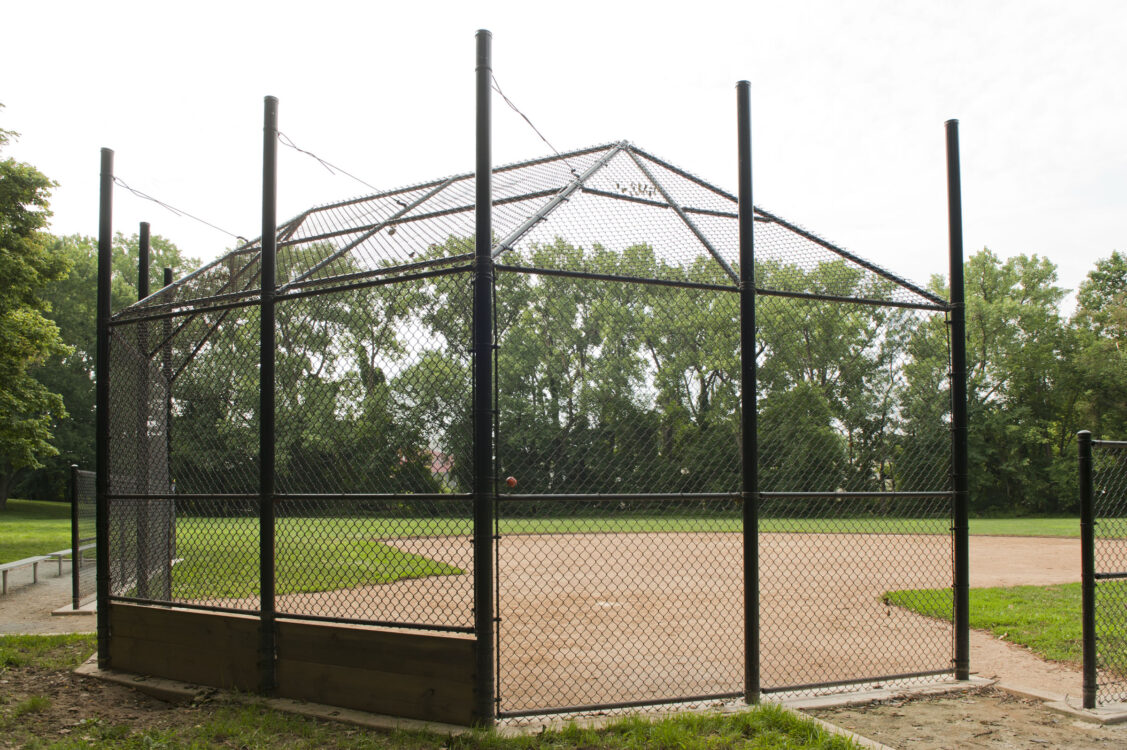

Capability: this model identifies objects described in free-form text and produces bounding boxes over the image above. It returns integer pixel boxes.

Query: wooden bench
[46,544,96,576]
[1,555,50,595]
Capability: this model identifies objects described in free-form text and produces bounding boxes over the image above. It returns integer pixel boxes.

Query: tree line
[2,119,1125,515]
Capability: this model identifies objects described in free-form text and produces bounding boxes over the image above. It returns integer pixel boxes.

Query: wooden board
[108,603,258,691]
[276,620,476,725]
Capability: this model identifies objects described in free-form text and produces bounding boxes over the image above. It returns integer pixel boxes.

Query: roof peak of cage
[115,140,946,320]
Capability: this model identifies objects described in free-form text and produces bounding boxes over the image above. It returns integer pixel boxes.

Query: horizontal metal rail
[109,596,258,616]
[109,264,472,324]
[275,611,474,634]
[760,668,955,695]
[760,490,953,499]
[1094,571,1127,581]
[495,263,738,292]
[1093,439,1127,447]
[498,691,745,719]
[757,286,947,312]
[108,492,471,502]
[499,492,741,502]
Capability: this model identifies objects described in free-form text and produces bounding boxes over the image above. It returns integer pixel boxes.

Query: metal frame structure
[1078,431,1127,708]
[94,30,970,725]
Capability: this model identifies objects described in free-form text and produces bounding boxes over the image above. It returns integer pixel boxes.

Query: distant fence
[70,466,97,609]
[1079,432,1127,707]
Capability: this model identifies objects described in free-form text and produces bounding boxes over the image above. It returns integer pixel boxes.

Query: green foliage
[0,113,70,508]
[15,233,197,502]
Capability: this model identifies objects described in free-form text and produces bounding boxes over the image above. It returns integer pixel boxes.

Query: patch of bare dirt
[808,687,1127,749]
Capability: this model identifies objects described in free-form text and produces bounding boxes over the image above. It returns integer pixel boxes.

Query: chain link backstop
[101,134,960,720]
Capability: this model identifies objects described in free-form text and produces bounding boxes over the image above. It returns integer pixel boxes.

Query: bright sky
[2,0,1124,304]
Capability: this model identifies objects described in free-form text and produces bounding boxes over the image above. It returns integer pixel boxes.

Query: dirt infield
[270,532,1084,713]
[7,531,1083,713]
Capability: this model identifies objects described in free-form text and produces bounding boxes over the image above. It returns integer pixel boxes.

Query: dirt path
[0,563,94,635]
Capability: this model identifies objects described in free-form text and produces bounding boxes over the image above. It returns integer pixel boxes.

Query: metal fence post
[162,266,175,601]
[472,28,497,726]
[70,464,81,611]
[259,95,279,694]
[1079,430,1097,708]
[945,119,970,681]
[95,147,114,667]
[136,222,151,600]
[736,79,760,704]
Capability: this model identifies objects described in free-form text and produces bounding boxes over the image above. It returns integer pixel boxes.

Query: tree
[1068,251,1127,441]
[16,232,196,501]
[0,113,70,508]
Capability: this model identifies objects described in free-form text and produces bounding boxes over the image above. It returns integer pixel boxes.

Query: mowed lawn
[888,580,1127,671]
[2,498,1106,601]
[0,499,72,564]
[0,498,1099,571]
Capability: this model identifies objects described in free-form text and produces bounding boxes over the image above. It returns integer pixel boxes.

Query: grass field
[888,581,1127,667]
[0,499,72,564]
[0,634,859,749]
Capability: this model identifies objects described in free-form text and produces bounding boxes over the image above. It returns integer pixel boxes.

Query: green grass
[171,518,463,599]
[1,634,858,749]
[0,499,72,564]
[885,581,1120,665]
[0,633,97,672]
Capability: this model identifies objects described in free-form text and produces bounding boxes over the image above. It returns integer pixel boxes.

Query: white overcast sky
[2,0,1124,304]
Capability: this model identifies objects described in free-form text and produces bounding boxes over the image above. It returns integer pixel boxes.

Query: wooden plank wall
[108,603,258,691]
[276,620,476,725]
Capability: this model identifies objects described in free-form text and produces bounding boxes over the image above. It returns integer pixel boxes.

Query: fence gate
[1079,432,1127,707]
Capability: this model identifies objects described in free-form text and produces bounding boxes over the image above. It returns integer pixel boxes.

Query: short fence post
[70,464,80,611]
[1079,430,1097,708]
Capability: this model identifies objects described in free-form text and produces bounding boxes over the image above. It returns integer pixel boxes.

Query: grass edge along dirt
[886,581,1127,666]
[0,634,860,749]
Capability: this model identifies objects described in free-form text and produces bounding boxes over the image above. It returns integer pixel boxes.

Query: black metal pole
[162,266,175,601]
[70,464,80,610]
[95,147,114,667]
[946,119,970,681]
[138,222,151,299]
[136,223,151,600]
[736,80,760,704]
[1079,430,1097,708]
[472,28,496,726]
[259,95,279,694]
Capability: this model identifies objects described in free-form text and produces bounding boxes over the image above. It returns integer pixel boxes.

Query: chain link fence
[1081,436,1127,706]
[70,467,97,609]
[105,141,955,718]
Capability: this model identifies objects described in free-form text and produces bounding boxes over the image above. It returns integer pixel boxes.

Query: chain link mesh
[72,469,97,606]
[106,142,953,716]
[1093,440,1127,704]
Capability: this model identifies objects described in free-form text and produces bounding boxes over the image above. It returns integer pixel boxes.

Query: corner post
[95,147,114,666]
[945,119,970,681]
[259,95,279,694]
[1079,430,1097,708]
[736,80,760,704]
[472,28,497,726]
